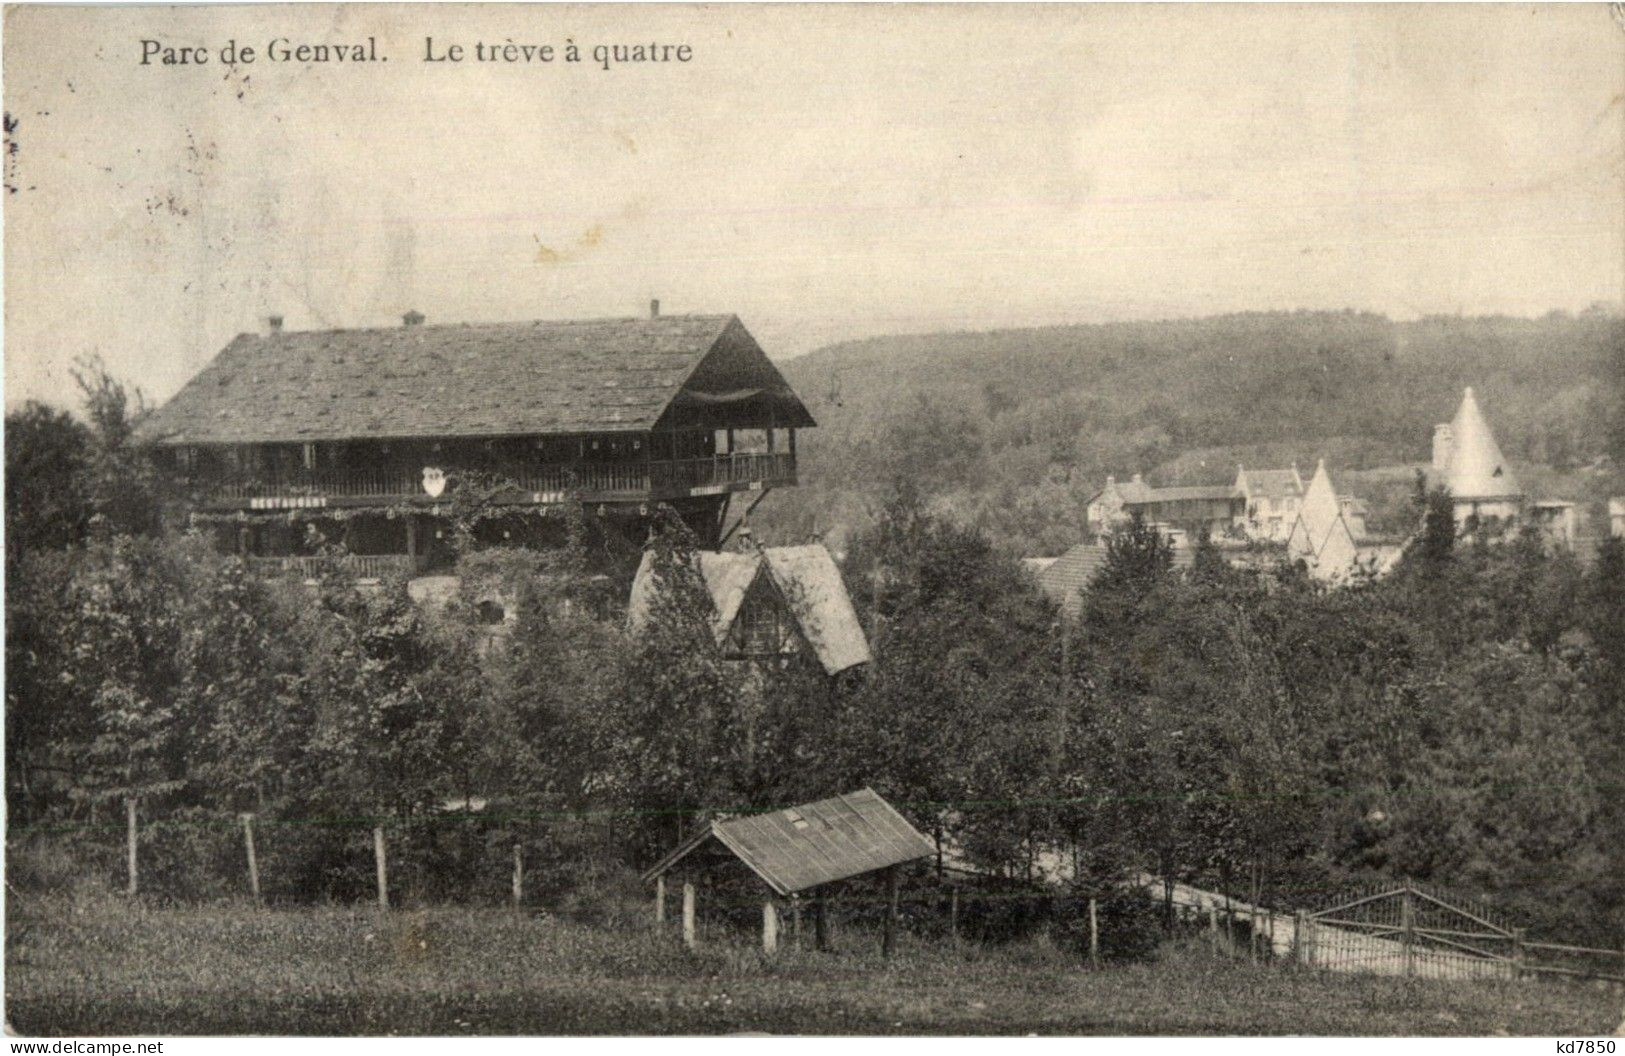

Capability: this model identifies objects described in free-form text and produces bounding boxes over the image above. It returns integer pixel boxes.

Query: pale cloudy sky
[4,3,1622,410]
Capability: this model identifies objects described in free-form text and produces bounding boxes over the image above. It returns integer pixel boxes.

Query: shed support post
[655,875,666,925]
[814,894,829,951]
[790,897,801,947]
[882,866,900,958]
[512,843,523,908]
[762,900,779,954]
[682,882,697,950]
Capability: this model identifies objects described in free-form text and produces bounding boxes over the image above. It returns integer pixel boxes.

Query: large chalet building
[136,307,815,575]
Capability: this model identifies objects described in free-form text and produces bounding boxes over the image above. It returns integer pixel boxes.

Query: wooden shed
[641,787,934,955]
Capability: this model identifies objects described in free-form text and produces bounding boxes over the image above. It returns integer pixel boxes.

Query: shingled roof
[135,313,812,446]
[641,787,935,895]
[1033,541,1195,618]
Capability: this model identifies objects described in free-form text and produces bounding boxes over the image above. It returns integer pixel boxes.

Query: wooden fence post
[682,881,696,950]
[1088,897,1101,969]
[762,900,779,954]
[1295,910,1310,967]
[1401,885,1415,979]
[654,875,666,924]
[373,826,389,911]
[125,798,138,898]
[1512,927,1526,981]
[950,887,960,946]
[240,813,260,903]
[511,843,523,908]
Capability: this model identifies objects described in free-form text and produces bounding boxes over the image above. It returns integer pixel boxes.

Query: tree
[4,401,93,559]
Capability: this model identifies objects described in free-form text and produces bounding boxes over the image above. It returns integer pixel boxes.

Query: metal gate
[1295,882,1522,981]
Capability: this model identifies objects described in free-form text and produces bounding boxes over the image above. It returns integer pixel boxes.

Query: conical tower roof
[1445,387,1520,500]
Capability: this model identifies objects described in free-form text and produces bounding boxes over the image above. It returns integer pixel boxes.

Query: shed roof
[641,787,935,895]
[135,313,812,446]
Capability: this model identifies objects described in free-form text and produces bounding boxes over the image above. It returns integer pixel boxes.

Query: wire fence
[9,797,1622,986]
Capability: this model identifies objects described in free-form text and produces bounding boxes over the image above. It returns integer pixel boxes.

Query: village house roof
[1033,541,1196,618]
[641,787,935,895]
[1236,466,1304,502]
[627,543,872,675]
[135,313,813,446]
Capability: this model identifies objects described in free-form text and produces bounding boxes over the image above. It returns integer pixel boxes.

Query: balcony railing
[246,554,417,579]
[203,452,797,504]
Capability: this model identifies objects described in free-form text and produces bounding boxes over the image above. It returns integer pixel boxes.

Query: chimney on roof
[402,310,425,327]
[649,298,660,319]
[267,315,284,334]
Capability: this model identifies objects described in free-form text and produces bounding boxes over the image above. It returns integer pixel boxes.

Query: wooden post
[762,900,779,954]
[814,894,829,951]
[655,875,666,924]
[950,887,960,946]
[1401,885,1415,979]
[682,881,697,950]
[240,813,261,903]
[125,798,138,898]
[1295,910,1310,967]
[1208,903,1218,939]
[373,826,389,910]
[1512,927,1526,981]
[511,843,524,908]
[790,897,801,947]
[881,867,900,958]
[1088,897,1101,969]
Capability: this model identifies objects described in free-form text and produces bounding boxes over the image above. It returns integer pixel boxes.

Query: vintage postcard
[3,2,1623,1043]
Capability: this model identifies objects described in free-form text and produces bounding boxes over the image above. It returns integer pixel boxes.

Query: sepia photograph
[2,1,1623,1041]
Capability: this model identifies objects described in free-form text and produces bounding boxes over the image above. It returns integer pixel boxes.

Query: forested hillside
[761,310,1625,554]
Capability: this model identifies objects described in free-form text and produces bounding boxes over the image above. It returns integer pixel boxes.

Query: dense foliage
[6,343,1621,951]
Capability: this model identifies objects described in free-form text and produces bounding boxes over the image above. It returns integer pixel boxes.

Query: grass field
[6,894,1620,1036]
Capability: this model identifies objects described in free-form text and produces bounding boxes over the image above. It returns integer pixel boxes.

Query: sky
[4,3,1622,411]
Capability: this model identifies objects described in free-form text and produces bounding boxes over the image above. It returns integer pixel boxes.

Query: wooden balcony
[200,452,797,509]
[246,554,418,580]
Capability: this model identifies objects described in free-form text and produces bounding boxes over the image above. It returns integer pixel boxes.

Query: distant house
[1084,473,1243,541]
[1234,464,1305,541]
[1528,500,1579,548]
[627,543,871,675]
[1031,541,1196,619]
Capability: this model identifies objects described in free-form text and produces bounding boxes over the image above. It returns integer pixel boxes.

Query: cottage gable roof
[641,787,935,895]
[628,543,871,675]
[1286,459,1359,579]
[1442,387,1520,501]
[135,313,812,446]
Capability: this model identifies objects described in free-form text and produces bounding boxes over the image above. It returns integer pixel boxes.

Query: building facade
[136,309,815,575]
